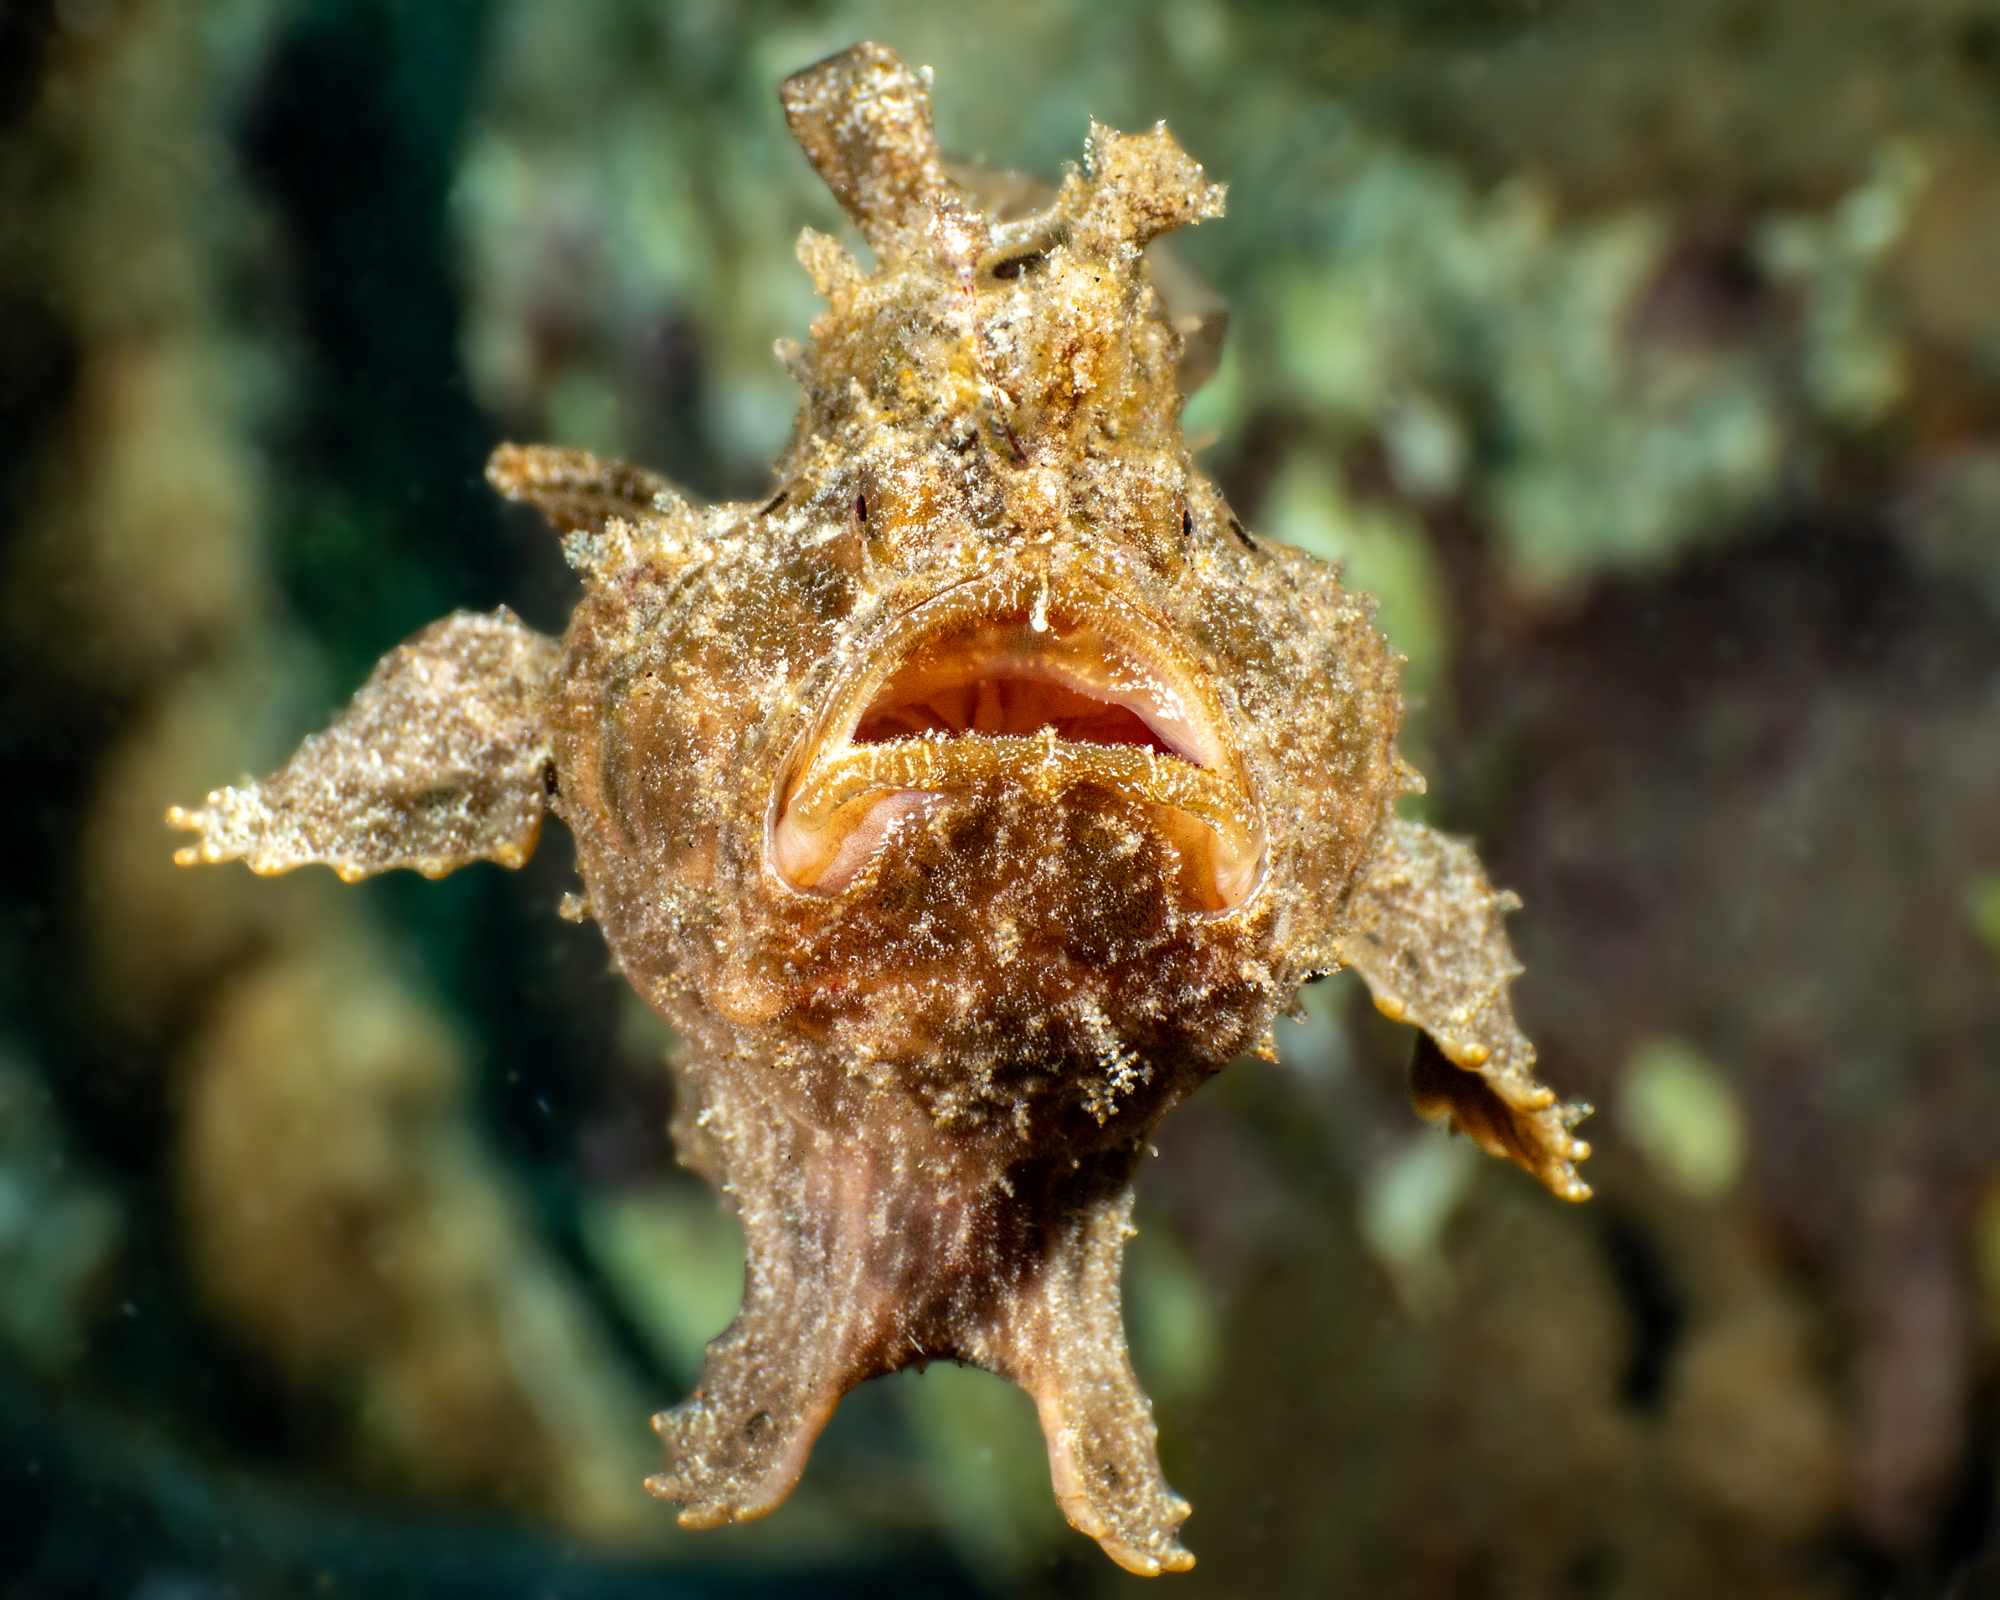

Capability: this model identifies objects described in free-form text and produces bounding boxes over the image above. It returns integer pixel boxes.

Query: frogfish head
[547,43,1408,1145]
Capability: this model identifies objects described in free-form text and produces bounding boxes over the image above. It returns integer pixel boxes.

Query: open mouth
[769,573,1264,912]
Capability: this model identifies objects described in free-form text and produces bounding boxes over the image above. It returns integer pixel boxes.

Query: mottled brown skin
[170,43,1590,1575]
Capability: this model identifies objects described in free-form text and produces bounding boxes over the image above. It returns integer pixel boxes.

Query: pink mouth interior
[844,618,1219,769]
[854,670,1181,757]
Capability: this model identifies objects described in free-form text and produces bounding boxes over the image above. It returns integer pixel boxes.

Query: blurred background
[3,1,1999,1595]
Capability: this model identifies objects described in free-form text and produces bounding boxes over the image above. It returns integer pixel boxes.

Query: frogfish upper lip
[768,569,1266,912]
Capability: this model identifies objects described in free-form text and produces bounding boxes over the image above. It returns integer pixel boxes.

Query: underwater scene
[3,1,1999,1595]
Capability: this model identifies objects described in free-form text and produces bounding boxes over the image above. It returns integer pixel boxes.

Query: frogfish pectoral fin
[166,609,559,884]
[1335,817,1593,1201]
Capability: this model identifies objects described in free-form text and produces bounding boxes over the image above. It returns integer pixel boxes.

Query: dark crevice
[1934,1380,2000,1597]
[240,0,508,683]
[1598,1213,1687,1410]
[0,0,57,137]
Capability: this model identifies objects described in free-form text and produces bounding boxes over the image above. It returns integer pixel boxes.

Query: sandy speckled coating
[170,41,1589,1575]
[168,610,558,883]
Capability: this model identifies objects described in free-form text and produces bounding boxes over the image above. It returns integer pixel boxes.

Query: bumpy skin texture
[170,42,1590,1575]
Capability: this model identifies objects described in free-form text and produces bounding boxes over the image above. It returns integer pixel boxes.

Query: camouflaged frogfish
[170,41,1590,1575]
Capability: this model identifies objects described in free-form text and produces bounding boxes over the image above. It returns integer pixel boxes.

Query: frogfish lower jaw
[768,571,1266,911]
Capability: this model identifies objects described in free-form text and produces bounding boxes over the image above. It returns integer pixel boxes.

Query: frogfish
[171,41,1590,1575]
